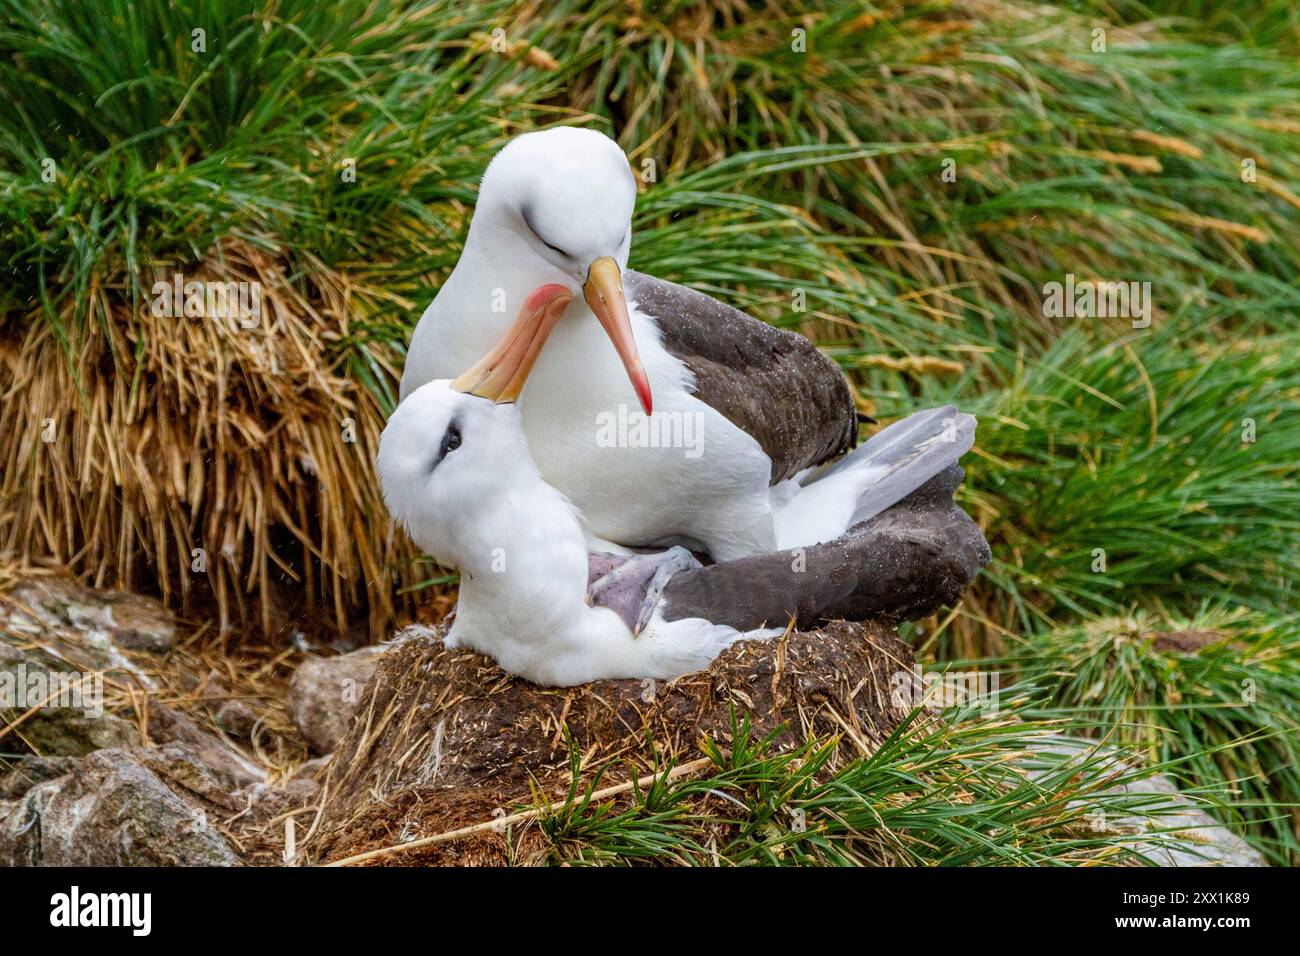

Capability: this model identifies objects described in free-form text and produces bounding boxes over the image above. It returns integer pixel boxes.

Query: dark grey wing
[656,466,989,631]
[624,270,857,484]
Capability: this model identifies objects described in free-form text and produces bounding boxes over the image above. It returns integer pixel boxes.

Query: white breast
[518,299,776,555]
[403,260,781,558]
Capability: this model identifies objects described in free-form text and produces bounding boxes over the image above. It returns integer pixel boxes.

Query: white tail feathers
[773,405,976,549]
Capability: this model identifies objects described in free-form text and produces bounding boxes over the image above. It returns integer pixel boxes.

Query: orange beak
[452,285,574,403]
[583,257,653,415]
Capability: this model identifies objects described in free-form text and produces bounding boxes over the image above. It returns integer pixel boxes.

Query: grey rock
[212,699,259,738]
[146,704,264,788]
[1,642,142,756]
[0,755,80,799]
[1130,774,1266,867]
[137,743,249,813]
[14,712,142,757]
[10,577,175,653]
[1026,736,1266,867]
[0,747,242,866]
[288,646,385,754]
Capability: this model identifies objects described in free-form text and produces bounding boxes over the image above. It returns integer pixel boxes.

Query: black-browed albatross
[401,126,952,560]
[381,288,980,686]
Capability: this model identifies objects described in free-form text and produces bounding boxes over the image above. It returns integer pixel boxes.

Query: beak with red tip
[582,257,653,415]
[452,259,654,415]
[452,285,574,403]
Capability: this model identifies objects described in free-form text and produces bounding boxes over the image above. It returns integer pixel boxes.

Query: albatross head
[378,380,536,569]
[457,126,652,414]
[384,287,582,567]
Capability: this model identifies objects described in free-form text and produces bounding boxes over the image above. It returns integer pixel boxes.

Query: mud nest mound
[301,620,914,865]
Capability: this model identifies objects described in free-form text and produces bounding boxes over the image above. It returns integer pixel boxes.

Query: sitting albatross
[401,126,902,561]
[380,379,774,684]
[380,288,983,686]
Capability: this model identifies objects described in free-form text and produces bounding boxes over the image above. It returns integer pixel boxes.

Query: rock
[1130,774,1266,867]
[213,699,259,738]
[0,574,320,867]
[1,641,142,756]
[1026,737,1266,867]
[136,743,249,813]
[1,576,166,755]
[288,645,385,754]
[146,704,264,788]
[302,620,913,864]
[0,747,242,866]
[14,711,142,757]
[8,576,175,653]
[0,755,79,799]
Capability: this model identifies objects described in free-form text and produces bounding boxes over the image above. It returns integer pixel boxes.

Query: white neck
[422,216,574,384]
[442,472,637,684]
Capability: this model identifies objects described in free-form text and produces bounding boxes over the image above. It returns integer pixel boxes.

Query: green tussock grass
[966,318,1300,635]
[2,0,1298,863]
[0,0,541,328]
[534,707,1227,866]
[1003,607,1300,863]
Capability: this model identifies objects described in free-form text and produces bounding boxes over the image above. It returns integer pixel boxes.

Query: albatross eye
[540,237,570,258]
[430,421,462,473]
[439,422,462,458]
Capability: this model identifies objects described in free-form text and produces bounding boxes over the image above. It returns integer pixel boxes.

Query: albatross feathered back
[625,270,857,484]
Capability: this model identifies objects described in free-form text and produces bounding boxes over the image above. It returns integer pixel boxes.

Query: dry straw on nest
[0,242,417,640]
[301,620,915,865]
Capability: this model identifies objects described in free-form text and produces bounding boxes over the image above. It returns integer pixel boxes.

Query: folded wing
[625,270,858,484]
[656,466,989,631]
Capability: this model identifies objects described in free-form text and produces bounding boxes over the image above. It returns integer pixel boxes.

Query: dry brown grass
[299,620,914,865]
[0,242,418,641]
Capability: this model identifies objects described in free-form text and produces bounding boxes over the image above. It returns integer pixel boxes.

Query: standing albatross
[401,126,949,560]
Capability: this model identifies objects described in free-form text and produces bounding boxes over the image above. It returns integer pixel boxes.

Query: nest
[0,242,417,640]
[301,620,915,865]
